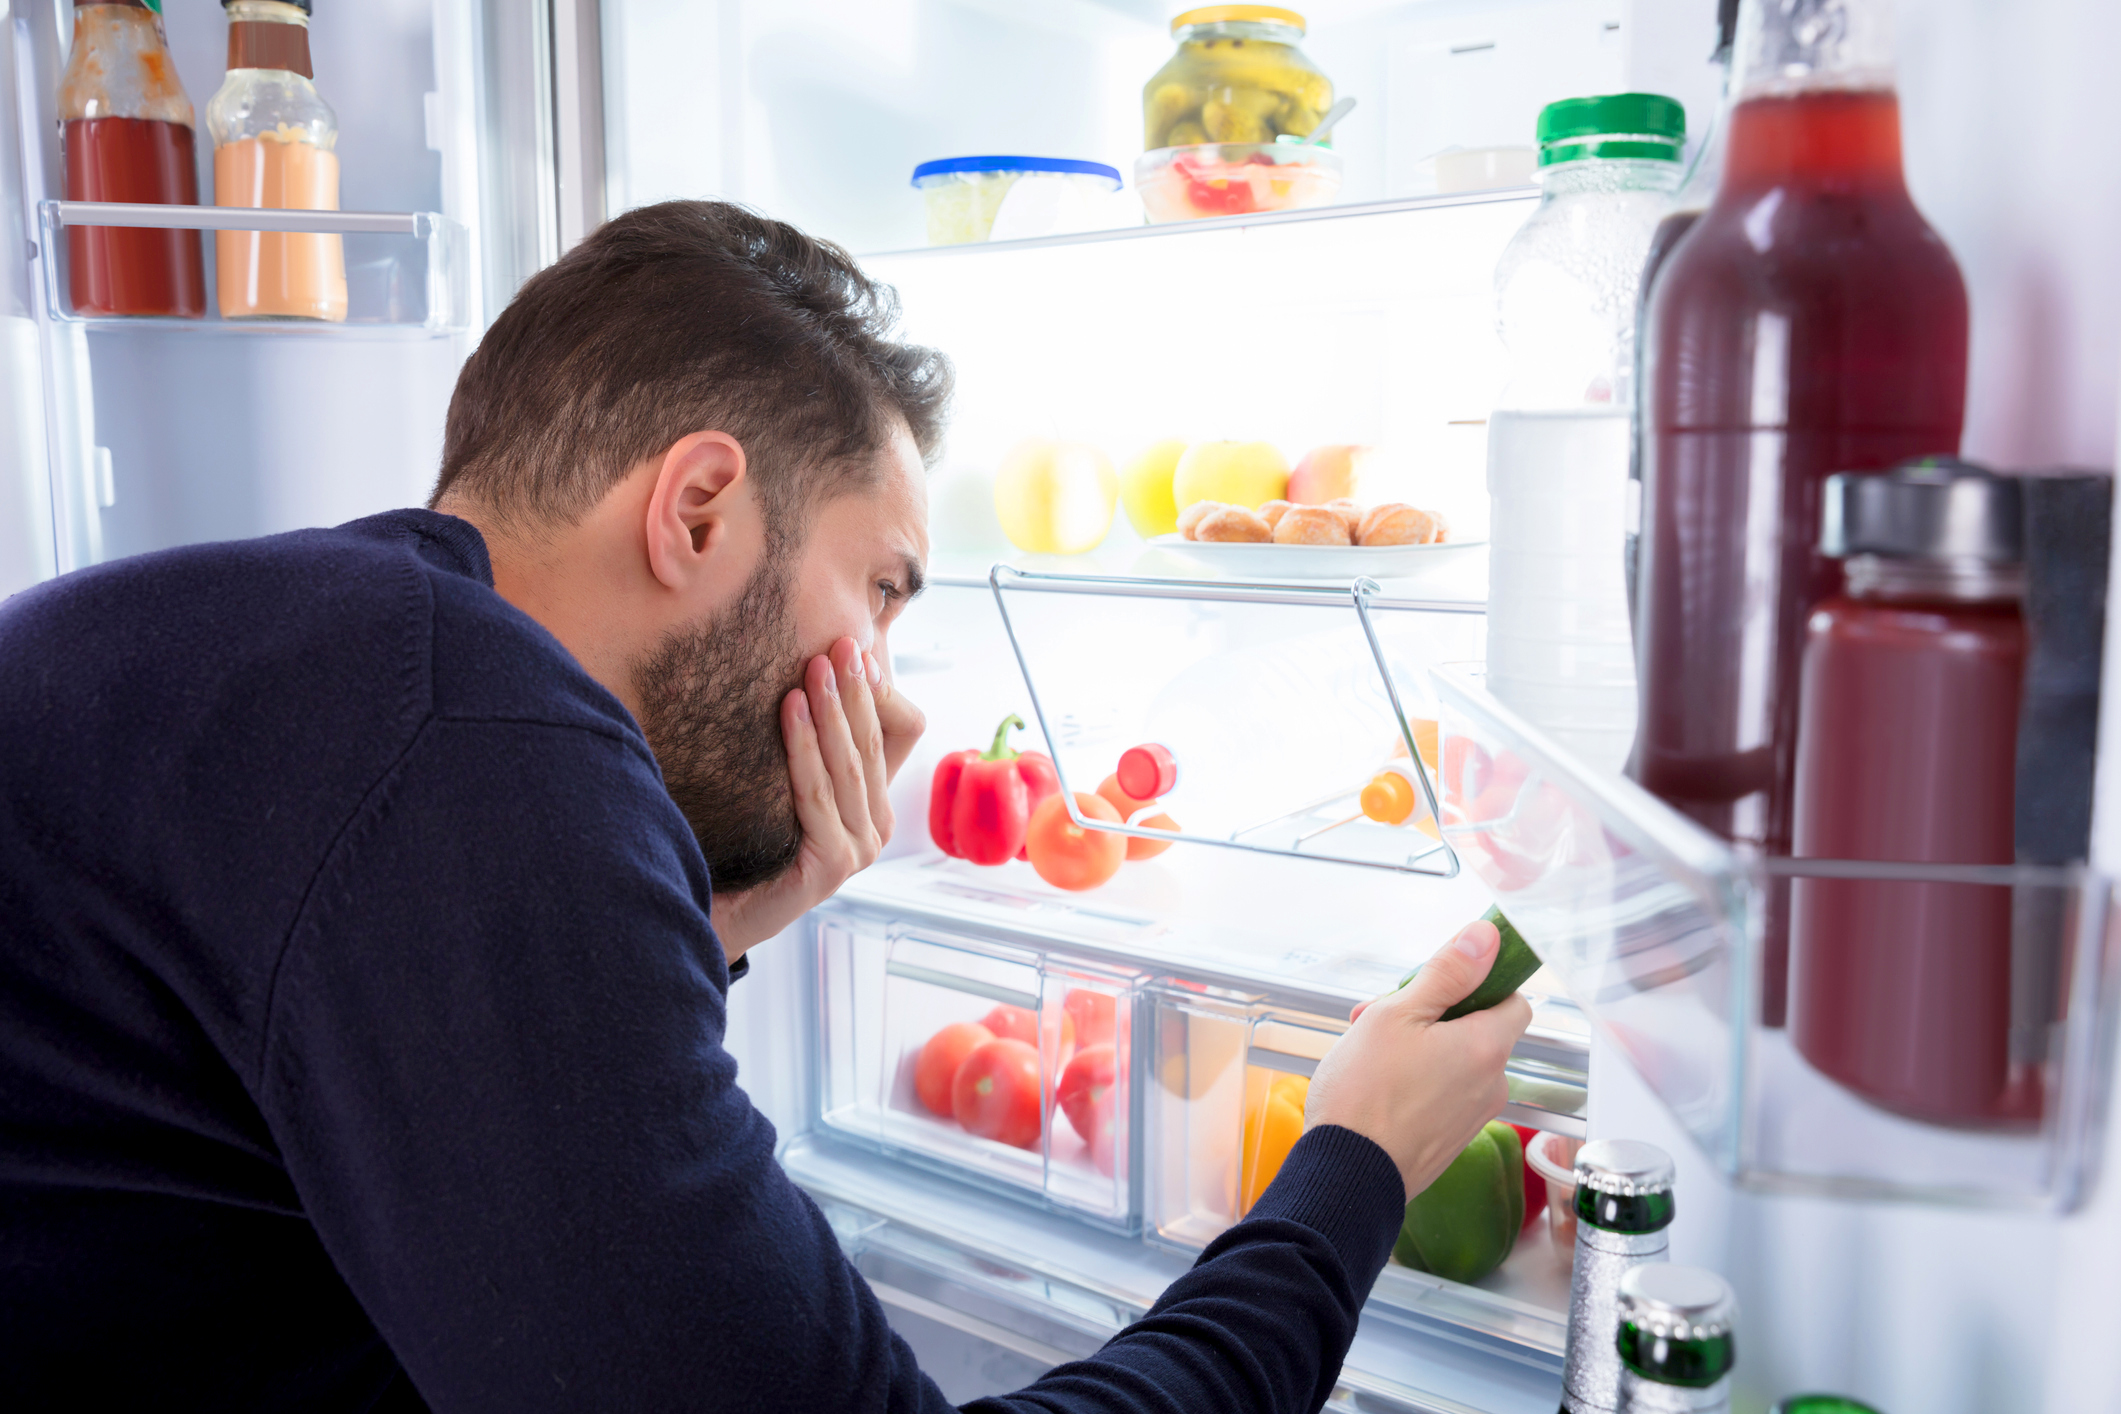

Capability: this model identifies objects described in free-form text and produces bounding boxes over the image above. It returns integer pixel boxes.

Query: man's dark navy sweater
[0,510,1408,1412]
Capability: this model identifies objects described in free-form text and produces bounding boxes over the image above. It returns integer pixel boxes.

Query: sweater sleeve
[262,716,1402,1414]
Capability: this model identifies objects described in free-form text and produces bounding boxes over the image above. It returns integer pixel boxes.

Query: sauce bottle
[206,0,347,322]
[1789,464,2027,1126]
[58,0,207,318]
[1628,0,1969,1025]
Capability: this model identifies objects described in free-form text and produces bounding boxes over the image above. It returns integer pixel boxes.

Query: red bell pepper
[929,714,1059,866]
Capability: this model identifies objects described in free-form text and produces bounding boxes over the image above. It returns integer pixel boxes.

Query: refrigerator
[8,1,2121,1411]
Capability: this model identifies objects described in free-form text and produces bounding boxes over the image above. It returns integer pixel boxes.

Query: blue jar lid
[911,156,1122,188]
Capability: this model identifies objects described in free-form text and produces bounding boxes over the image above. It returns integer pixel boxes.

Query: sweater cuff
[1245,1124,1406,1289]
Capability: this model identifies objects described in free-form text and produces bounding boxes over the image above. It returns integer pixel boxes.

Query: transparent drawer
[990,568,1485,877]
[815,907,1139,1227]
[1432,664,2119,1212]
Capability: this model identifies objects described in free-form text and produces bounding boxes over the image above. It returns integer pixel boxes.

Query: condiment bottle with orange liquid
[206,0,347,322]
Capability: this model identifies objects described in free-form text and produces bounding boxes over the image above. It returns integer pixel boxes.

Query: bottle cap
[1820,460,2023,563]
[224,0,312,11]
[1171,6,1305,35]
[1535,92,1686,165]
[1618,1264,1735,1340]
[1115,743,1178,801]
[1574,1139,1675,1195]
[1771,1399,1884,1414]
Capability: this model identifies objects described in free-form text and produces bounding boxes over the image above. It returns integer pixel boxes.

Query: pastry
[1357,503,1443,547]
[1273,506,1352,546]
[1177,501,1224,541]
[1323,499,1364,536]
[1257,499,1293,531]
[1193,506,1273,543]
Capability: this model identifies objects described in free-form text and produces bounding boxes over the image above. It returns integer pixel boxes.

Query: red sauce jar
[1788,464,2028,1126]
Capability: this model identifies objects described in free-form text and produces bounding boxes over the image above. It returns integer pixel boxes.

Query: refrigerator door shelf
[786,1130,1568,1410]
[816,910,1141,1228]
[37,202,471,335]
[1432,664,2120,1213]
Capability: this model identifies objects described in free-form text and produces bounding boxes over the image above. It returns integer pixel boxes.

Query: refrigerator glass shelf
[37,201,471,335]
[988,565,1484,879]
[1431,665,2119,1213]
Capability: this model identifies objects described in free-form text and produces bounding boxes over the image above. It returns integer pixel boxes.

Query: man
[0,201,1531,1410]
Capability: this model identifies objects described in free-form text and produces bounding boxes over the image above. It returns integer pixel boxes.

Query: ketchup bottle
[58,0,206,318]
[1629,0,1969,1025]
[1789,465,2026,1126]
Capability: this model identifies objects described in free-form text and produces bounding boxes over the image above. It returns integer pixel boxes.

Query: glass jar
[58,0,207,318]
[205,0,347,321]
[1142,7,1332,151]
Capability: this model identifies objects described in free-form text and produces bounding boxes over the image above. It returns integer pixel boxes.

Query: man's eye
[878,581,902,606]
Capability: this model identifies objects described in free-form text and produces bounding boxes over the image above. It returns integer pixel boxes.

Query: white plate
[1145,532,1487,581]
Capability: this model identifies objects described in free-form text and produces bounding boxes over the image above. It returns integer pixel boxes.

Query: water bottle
[1486,93,1683,772]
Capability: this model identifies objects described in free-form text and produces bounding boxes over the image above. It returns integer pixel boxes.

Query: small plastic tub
[1134,141,1342,223]
[913,156,1123,245]
[1526,1130,1584,1251]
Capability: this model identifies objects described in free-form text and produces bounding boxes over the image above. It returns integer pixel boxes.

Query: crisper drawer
[1145,990,1343,1250]
[815,908,1140,1228]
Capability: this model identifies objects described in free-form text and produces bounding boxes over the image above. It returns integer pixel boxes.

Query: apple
[1288,444,1373,505]
[993,439,1118,555]
[1171,441,1288,512]
[1119,439,1187,538]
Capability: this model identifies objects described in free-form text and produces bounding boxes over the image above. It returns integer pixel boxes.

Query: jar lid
[1535,92,1686,165]
[1574,1138,1675,1195]
[1171,6,1305,35]
[1820,459,2023,563]
[911,156,1121,188]
[1618,1264,1737,1340]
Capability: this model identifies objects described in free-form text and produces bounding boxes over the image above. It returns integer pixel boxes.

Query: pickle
[1145,82,1203,146]
[1278,102,1322,138]
[1395,907,1545,1021]
[1203,86,1280,143]
[1165,120,1208,147]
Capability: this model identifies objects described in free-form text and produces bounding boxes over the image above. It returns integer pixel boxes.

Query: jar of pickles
[1142,7,1333,150]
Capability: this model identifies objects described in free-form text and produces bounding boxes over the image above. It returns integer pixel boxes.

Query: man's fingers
[805,652,876,854]
[780,686,840,841]
[831,639,893,848]
[870,651,925,783]
[1389,919,1501,1025]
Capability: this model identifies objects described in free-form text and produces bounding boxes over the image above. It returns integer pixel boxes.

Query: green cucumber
[1396,906,1544,1021]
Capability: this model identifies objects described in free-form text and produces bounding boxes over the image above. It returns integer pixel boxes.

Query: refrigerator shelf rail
[36,201,471,335]
[989,565,1477,878]
[1431,665,2120,1213]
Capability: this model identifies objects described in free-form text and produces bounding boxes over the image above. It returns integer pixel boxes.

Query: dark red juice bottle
[1790,466,2027,1125]
[58,0,205,318]
[1630,0,1968,1025]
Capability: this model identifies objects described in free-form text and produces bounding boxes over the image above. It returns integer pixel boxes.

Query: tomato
[953,1038,1043,1149]
[1095,774,1179,860]
[915,1021,993,1118]
[1062,989,1117,1050]
[1024,791,1126,891]
[981,1003,1074,1070]
[1056,1044,1117,1152]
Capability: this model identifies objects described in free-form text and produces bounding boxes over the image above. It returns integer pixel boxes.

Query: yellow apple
[1287,444,1372,505]
[993,438,1118,555]
[1171,441,1289,512]
[1119,439,1188,538]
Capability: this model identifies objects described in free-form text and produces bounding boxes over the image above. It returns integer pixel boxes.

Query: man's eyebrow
[899,555,927,602]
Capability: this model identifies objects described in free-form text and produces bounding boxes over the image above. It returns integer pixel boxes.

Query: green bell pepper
[1393,1119,1525,1284]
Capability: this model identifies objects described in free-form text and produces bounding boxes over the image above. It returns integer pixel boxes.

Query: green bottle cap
[1535,92,1686,166]
[1573,1139,1677,1234]
[1772,1399,1885,1414]
[1617,1265,1736,1388]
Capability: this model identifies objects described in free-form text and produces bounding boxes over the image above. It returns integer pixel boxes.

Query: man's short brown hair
[431,200,951,542]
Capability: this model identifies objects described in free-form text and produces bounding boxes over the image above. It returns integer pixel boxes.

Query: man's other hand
[1302,919,1534,1202]
[710,637,921,959]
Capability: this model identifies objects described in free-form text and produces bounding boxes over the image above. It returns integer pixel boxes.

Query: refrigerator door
[2,0,570,582]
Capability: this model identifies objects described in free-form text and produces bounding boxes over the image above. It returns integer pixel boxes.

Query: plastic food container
[1143,6,1333,150]
[1134,142,1342,222]
[912,156,1122,245]
[1525,1129,1584,1251]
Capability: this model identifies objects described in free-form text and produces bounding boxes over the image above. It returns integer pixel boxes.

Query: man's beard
[631,558,807,893]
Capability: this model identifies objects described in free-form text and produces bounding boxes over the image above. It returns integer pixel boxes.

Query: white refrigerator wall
[0,1,54,597]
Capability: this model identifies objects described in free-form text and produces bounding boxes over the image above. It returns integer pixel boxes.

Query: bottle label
[1561,1229,1668,1412]
[229,21,314,79]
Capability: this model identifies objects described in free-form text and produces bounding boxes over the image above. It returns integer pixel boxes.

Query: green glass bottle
[1612,1264,1735,1412]
[1770,1399,1884,1414]
[1561,1140,1677,1413]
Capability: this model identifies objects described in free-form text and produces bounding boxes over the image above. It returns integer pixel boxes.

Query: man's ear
[643,431,747,592]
